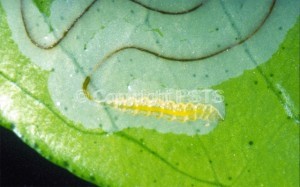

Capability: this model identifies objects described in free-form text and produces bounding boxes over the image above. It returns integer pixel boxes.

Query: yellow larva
[83,77,223,122]
[100,97,223,123]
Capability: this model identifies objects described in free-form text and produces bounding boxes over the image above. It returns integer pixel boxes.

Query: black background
[0,126,97,187]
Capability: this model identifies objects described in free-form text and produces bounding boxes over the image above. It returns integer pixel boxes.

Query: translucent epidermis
[2,0,299,134]
[21,0,95,48]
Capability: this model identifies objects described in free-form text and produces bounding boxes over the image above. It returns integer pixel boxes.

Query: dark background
[0,126,97,187]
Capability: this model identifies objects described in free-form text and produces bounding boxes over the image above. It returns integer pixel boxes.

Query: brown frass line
[83,0,276,97]
[131,0,205,15]
[21,0,98,49]
[20,0,277,97]
[21,0,206,49]
[90,0,276,71]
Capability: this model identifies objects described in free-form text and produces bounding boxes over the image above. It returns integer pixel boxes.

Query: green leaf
[0,0,299,186]
[32,0,53,17]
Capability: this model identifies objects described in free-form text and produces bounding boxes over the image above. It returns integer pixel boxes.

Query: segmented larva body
[82,77,223,123]
[104,97,223,122]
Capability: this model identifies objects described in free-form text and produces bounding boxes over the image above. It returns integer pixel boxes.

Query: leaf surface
[0,1,299,186]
